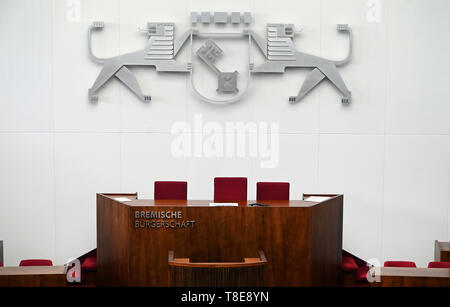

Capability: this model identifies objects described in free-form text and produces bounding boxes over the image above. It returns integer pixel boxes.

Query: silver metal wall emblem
[88,12,353,105]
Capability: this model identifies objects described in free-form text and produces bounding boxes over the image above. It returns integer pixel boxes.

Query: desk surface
[103,194,326,208]
[380,267,450,278]
[0,266,65,276]
[374,267,450,287]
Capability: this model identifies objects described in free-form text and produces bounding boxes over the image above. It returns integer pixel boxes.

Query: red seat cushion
[384,261,416,268]
[257,182,290,201]
[342,255,358,272]
[428,261,450,269]
[214,177,247,202]
[82,256,97,271]
[355,266,370,282]
[19,259,53,266]
[154,181,187,200]
[0,261,3,267]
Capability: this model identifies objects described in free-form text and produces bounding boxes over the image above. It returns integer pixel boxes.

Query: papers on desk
[114,197,132,202]
[209,203,239,207]
[304,196,331,203]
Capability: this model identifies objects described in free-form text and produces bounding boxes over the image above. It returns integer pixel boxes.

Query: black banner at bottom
[0,286,447,305]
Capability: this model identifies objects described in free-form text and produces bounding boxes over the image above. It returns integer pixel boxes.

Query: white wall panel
[386,0,450,135]
[121,133,188,199]
[252,134,319,200]
[54,133,121,264]
[0,134,55,266]
[318,134,385,262]
[187,132,254,200]
[382,135,450,267]
[0,0,53,132]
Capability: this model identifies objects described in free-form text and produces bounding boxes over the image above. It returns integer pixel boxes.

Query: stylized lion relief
[88,12,353,105]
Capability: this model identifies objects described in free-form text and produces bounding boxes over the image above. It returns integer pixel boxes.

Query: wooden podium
[97,193,343,287]
[168,250,267,287]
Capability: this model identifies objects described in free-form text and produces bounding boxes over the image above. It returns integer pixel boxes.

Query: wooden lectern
[97,193,343,287]
[168,250,267,287]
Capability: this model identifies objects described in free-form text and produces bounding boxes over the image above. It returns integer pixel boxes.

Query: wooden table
[97,193,343,287]
[0,266,67,287]
[372,267,450,287]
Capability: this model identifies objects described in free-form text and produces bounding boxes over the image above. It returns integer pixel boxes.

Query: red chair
[82,256,97,271]
[428,262,450,269]
[355,266,370,282]
[69,249,97,286]
[19,259,53,267]
[81,255,97,285]
[214,177,247,202]
[342,251,369,282]
[154,181,188,200]
[342,252,358,272]
[257,182,290,201]
[0,261,3,267]
[384,261,416,268]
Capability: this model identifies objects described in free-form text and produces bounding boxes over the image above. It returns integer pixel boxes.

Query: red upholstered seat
[256,182,290,201]
[384,261,416,268]
[154,181,187,200]
[342,254,358,272]
[19,259,53,267]
[0,261,3,267]
[355,266,370,282]
[82,256,97,271]
[428,261,450,269]
[214,177,247,202]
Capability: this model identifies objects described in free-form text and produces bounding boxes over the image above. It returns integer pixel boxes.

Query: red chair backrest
[428,262,450,269]
[214,177,247,202]
[384,261,416,268]
[81,256,97,271]
[19,259,53,267]
[154,181,188,200]
[257,182,290,201]
[342,254,358,272]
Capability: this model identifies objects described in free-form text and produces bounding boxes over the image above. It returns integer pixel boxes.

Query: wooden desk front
[97,194,343,287]
[0,266,66,287]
